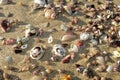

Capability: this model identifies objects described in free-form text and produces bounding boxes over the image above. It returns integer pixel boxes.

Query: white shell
[0,0,8,4]
[60,24,68,31]
[25,29,31,37]
[53,44,66,57]
[63,6,72,15]
[69,44,78,53]
[61,34,76,41]
[34,0,46,7]
[48,35,53,43]
[5,56,13,64]
[80,32,89,40]
[30,46,44,60]
[96,56,105,65]
[106,65,113,73]
[113,51,120,58]
[0,36,4,40]
[21,44,28,49]
[118,29,120,37]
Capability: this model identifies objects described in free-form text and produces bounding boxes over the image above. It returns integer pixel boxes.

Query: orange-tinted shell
[61,75,72,80]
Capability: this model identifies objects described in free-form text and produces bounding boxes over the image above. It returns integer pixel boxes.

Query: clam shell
[106,65,113,73]
[48,35,53,43]
[80,32,89,40]
[5,56,13,64]
[69,44,78,53]
[61,32,76,41]
[96,56,105,65]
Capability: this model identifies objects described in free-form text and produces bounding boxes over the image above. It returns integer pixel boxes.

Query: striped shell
[44,8,56,19]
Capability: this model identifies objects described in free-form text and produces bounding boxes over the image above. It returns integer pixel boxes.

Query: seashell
[71,17,79,25]
[61,32,76,41]
[60,24,68,31]
[30,46,45,60]
[95,66,104,72]
[40,71,47,76]
[2,38,16,45]
[61,75,72,80]
[62,55,71,63]
[44,8,56,19]
[53,44,66,57]
[100,77,107,80]
[48,35,53,43]
[63,5,72,15]
[75,40,84,47]
[90,39,98,45]
[70,52,75,60]
[96,56,105,65]
[45,69,52,74]
[33,69,41,75]
[3,73,10,79]
[50,56,59,62]
[106,65,113,73]
[69,44,78,53]
[113,51,120,58]
[5,56,13,64]
[44,61,50,65]
[34,0,46,8]
[80,32,89,40]
[4,65,13,70]
[0,36,5,40]
[21,44,28,49]
[90,47,100,56]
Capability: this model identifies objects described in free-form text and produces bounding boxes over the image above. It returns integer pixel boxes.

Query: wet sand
[0,0,120,80]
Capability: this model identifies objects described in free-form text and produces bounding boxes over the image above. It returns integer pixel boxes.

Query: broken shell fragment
[30,46,45,60]
[60,24,68,31]
[61,32,76,41]
[62,55,71,63]
[106,65,113,73]
[45,69,52,74]
[113,51,120,58]
[21,44,28,49]
[61,75,72,80]
[53,44,66,57]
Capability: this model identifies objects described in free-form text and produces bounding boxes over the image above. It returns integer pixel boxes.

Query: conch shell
[44,8,57,19]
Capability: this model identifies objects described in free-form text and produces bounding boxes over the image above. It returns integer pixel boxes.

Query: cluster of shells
[0,0,120,80]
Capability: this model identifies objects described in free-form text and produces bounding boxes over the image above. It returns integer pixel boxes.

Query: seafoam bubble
[5,56,13,64]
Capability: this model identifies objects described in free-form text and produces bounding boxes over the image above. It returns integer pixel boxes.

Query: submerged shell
[61,32,76,41]
[5,56,13,64]
[80,32,89,40]
[48,35,53,43]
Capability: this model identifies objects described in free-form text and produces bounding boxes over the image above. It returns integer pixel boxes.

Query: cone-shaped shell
[61,32,76,41]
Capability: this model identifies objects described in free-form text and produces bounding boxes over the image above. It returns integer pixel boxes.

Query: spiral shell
[44,8,56,19]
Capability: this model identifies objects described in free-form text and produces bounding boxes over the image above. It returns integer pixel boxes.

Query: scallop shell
[48,35,53,43]
[106,65,113,73]
[61,32,76,41]
[5,56,13,64]
[80,32,89,40]
[96,56,105,65]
